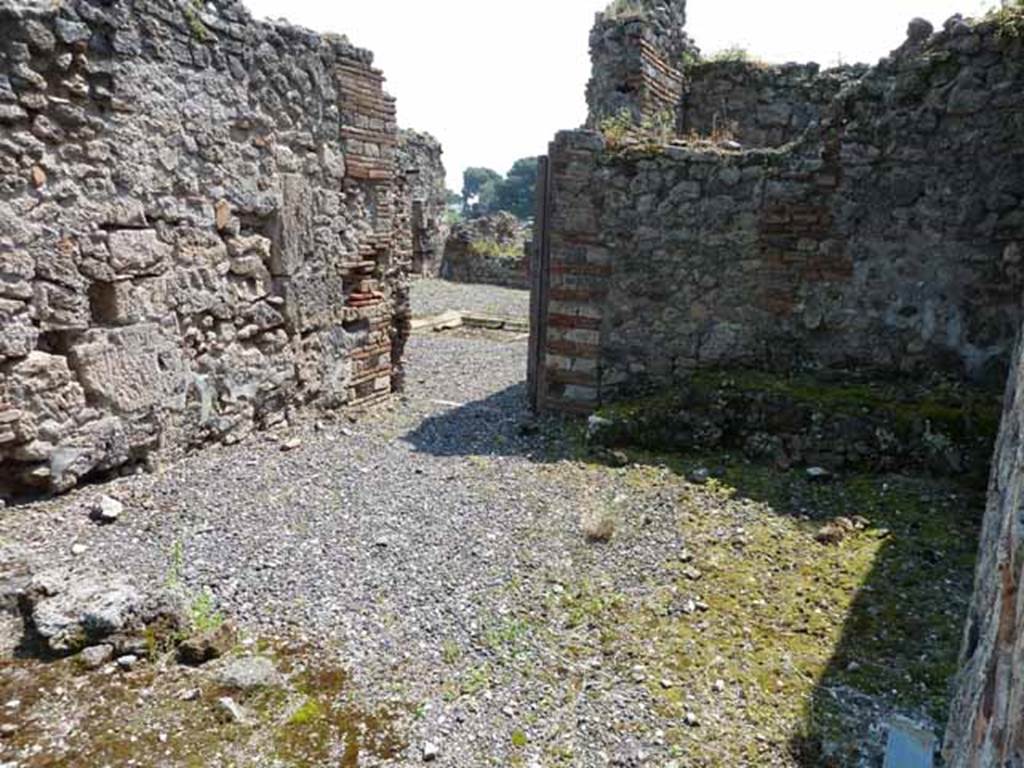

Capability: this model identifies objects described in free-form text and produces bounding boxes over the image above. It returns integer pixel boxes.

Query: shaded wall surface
[945,322,1024,767]
[534,15,1024,413]
[0,0,416,495]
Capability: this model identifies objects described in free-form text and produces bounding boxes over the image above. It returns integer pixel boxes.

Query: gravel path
[410,278,530,319]
[2,322,688,765]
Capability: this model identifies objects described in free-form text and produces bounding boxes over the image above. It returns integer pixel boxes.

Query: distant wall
[441,213,530,290]
[0,0,412,495]
[397,130,448,277]
[534,15,1024,412]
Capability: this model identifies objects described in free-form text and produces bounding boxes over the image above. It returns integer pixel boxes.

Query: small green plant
[511,729,528,748]
[190,588,225,633]
[989,1,1024,42]
[708,45,752,63]
[165,538,184,590]
[598,109,636,150]
[639,109,675,145]
[468,239,522,261]
[599,108,677,150]
[680,49,701,69]
[183,0,211,43]
[288,697,325,727]
[441,639,461,665]
[460,664,492,696]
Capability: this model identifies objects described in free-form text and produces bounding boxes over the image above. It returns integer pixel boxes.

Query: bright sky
[244,0,995,191]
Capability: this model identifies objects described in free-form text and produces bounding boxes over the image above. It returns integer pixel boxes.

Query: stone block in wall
[45,416,137,494]
[107,230,173,278]
[273,174,314,277]
[33,280,90,330]
[0,352,85,447]
[277,271,346,333]
[68,324,188,415]
[87,277,172,327]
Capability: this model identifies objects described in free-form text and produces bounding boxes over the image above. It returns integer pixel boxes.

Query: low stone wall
[682,61,866,147]
[534,14,1024,413]
[441,213,530,290]
[945,320,1024,766]
[0,0,421,496]
[396,130,448,277]
[587,369,1000,481]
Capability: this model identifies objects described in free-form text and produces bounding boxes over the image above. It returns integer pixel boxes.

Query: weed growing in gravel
[189,588,225,633]
[288,697,325,726]
[441,639,461,665]
[482,615,531,655]
[165,538,184,589]
[164,537,226,635]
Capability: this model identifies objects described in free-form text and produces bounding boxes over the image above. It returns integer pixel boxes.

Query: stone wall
[533,13,1024,413]
[441,212,530,290]
[585,0,697,129]
[682,61,866,147]
[945,320,1024,766]
[396,129,447,277]
[0,0,417,496]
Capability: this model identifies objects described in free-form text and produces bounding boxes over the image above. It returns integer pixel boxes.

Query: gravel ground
[0,284,972,766]
[2,323,683,766]
[410,278,530,319]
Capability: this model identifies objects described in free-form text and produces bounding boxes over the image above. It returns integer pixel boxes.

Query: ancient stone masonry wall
[945,321,1024,767]
[535,15,1024,414]
[0,0,411,496]
[396,129,447,278]
[682,61,867,147]
[441,212,530,290]
[585,0,697,129]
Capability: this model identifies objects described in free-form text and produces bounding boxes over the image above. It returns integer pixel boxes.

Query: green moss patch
[593,368,1001,485]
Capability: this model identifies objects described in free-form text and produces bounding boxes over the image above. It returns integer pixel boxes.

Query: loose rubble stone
[25,570,185,655]
[177,621,237,666]
[91,496,123,524]
[422,741,440,762]
[216,696,248,724]
[79,644,114,669]
[213,656,282,691]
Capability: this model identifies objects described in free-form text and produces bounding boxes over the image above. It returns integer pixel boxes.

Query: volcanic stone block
[69,324,188,414]
[107,230,172,278]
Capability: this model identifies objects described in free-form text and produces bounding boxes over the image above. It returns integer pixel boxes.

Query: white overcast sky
[244,0,995,190]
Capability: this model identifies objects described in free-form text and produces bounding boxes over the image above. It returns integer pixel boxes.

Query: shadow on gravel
[401,382,574,463]
[402,385,982,765]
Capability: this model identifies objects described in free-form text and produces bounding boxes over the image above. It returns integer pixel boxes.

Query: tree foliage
[460,157,539,220]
